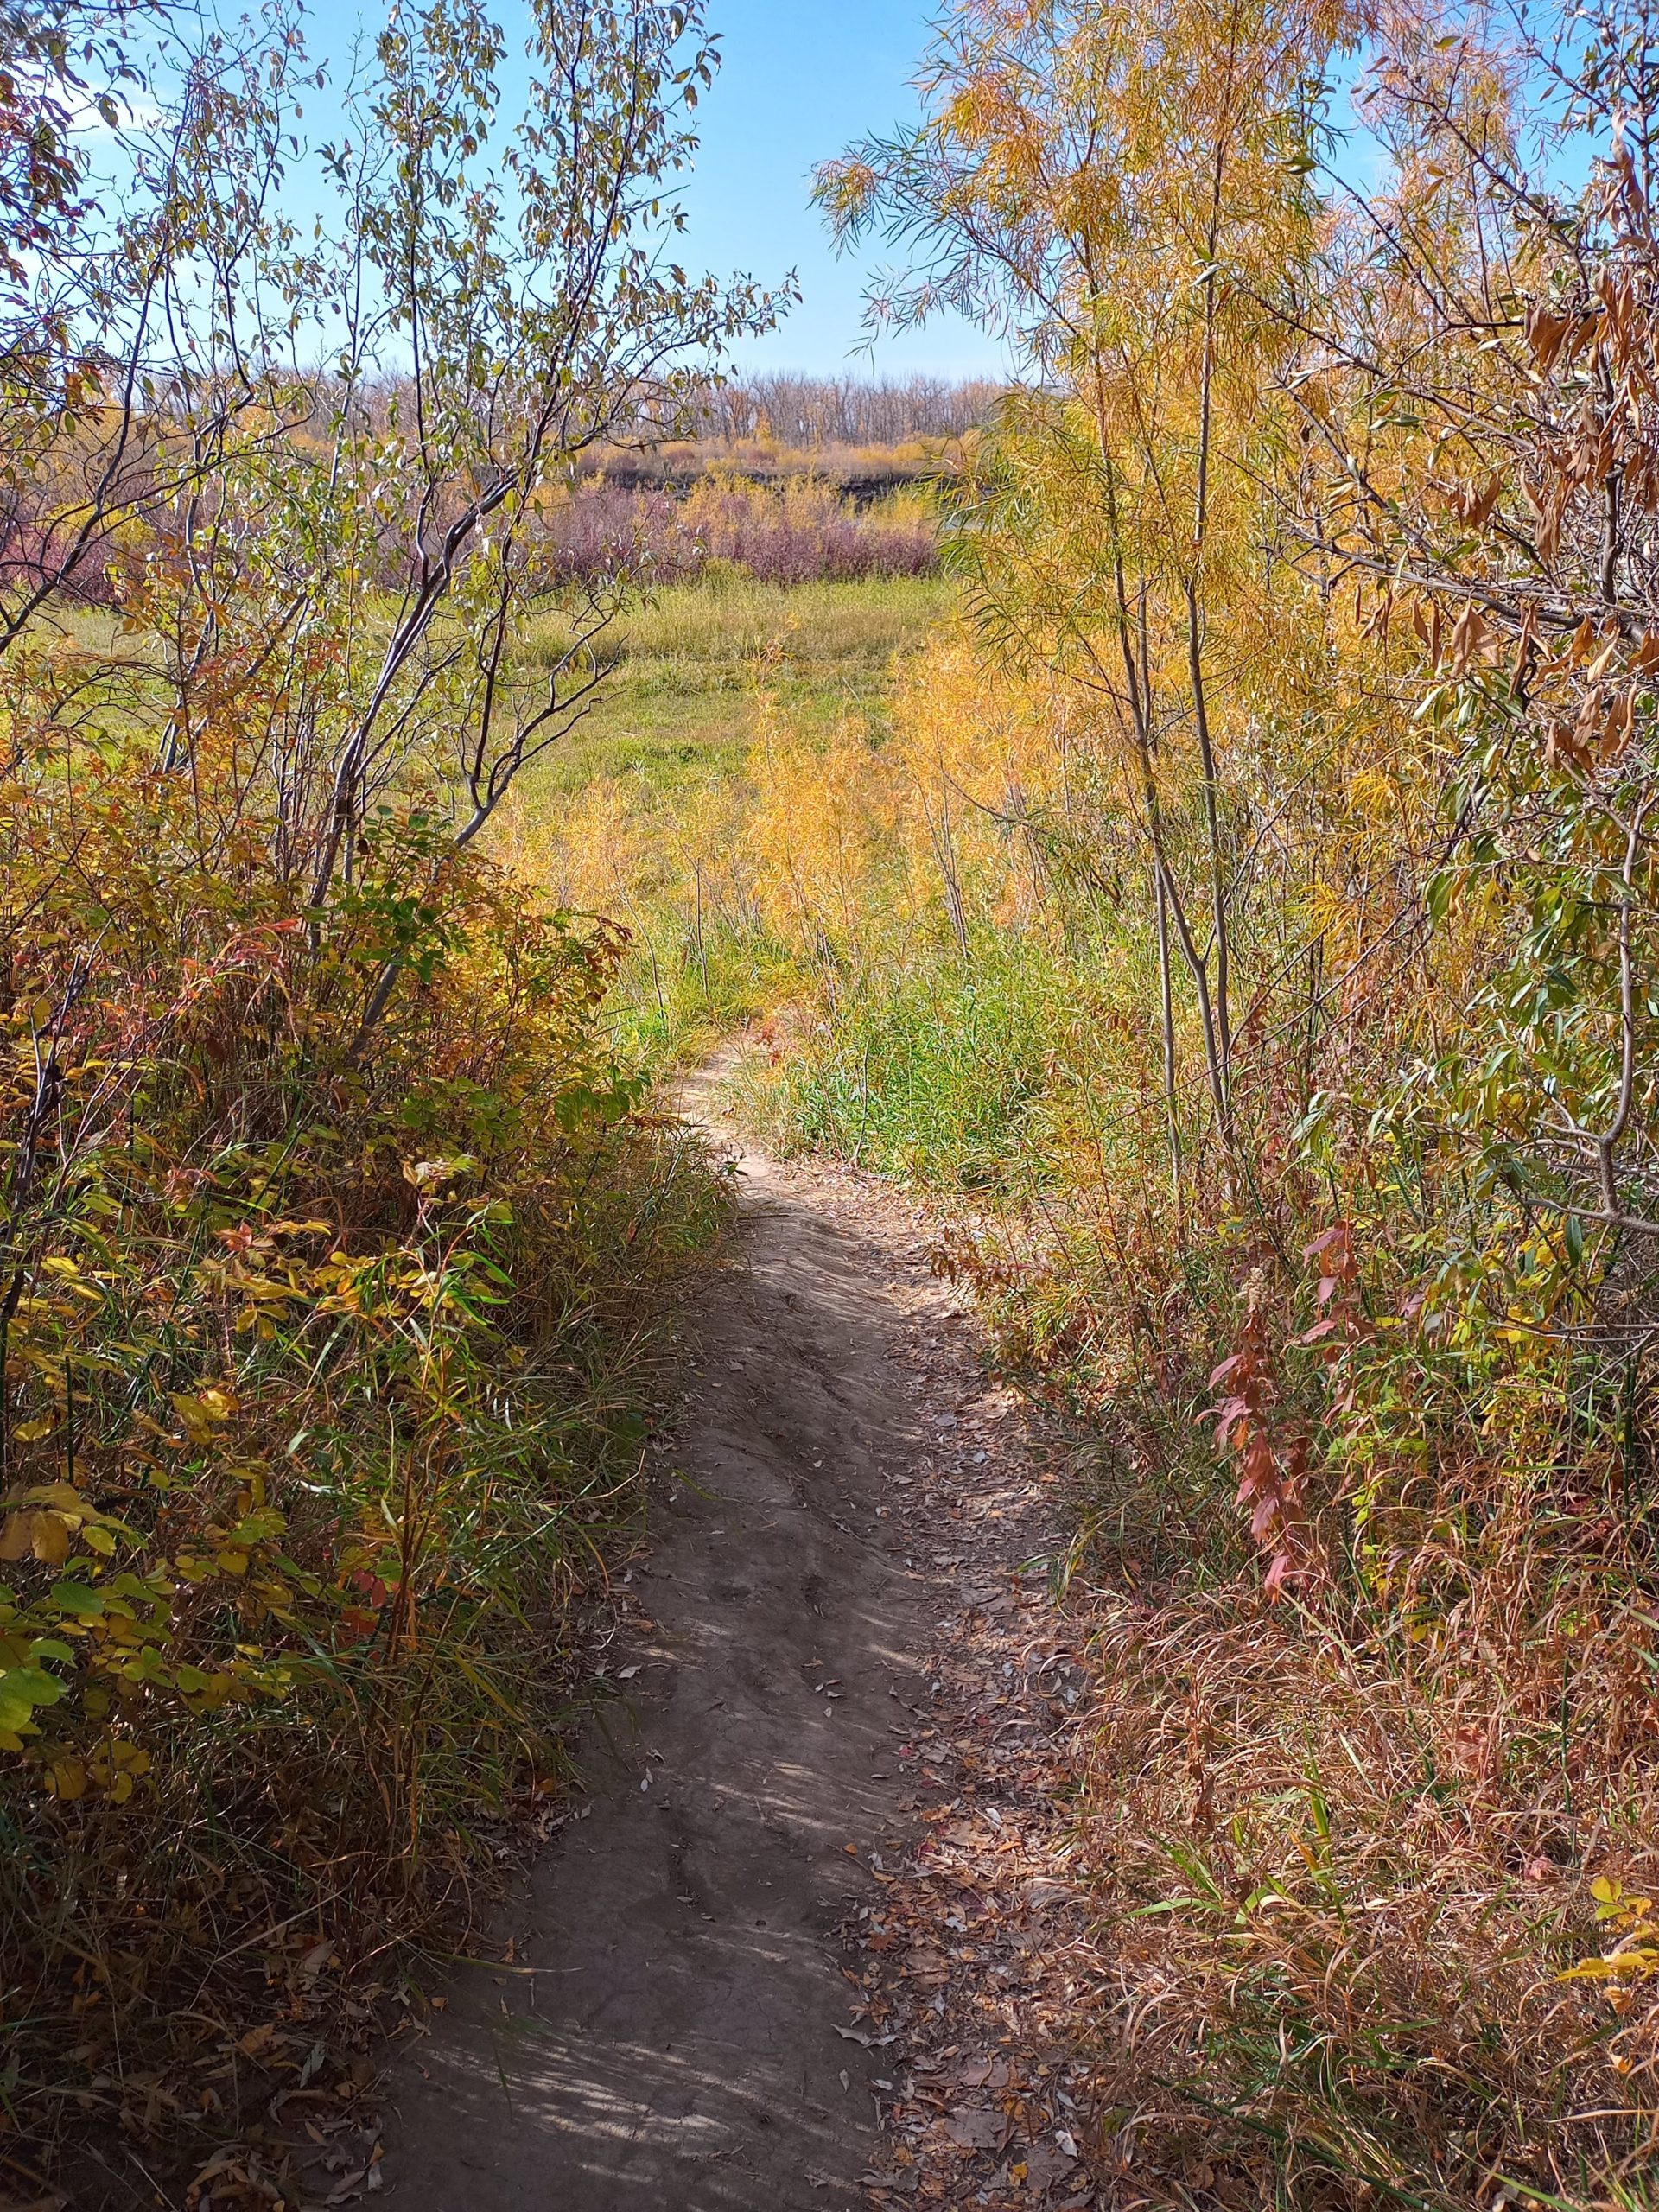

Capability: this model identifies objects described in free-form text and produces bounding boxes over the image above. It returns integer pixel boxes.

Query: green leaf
[48,1580,105,1615]
[0,1664,67,1734]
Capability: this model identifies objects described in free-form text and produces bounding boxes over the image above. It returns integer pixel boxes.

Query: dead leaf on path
[1023,1878,1076,1909]
[834,2024,874,2045]
[944,2107,1006,2150]
[1021,2141,1077,2191]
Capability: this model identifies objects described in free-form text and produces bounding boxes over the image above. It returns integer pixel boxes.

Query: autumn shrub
[537,472,939,586]
[0,0,801,2198]
[0,683,728,2182]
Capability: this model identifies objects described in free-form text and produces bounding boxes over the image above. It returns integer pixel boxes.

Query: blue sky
[675,0,1007,379]
[269,0,1007,382]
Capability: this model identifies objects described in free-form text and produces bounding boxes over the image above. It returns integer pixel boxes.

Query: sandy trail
[378,1088,961,2210]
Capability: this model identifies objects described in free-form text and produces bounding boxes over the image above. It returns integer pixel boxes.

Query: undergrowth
[0,720,728,2203]
[747,963,1659,2207]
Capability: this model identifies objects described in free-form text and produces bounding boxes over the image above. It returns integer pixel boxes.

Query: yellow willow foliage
[886,635,1067,934]
[662,772,761,924]
[505,774,664,916]
[746,699,892,957]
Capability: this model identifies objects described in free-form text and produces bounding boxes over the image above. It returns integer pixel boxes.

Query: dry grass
[1073,1586,1655,2202]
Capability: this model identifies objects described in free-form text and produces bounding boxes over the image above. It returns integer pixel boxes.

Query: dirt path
[377,1100,962,2207]
[378,1092,1107,2212]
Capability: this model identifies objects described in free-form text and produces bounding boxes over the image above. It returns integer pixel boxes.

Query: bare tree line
[682,373,1001,445]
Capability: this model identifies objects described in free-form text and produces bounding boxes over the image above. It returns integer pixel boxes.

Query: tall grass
[748,938,1079,1191]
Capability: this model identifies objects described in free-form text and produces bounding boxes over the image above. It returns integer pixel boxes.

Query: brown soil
[375,1088,1109,2212]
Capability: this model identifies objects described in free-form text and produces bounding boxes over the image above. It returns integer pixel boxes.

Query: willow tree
[1,0,785,1052]
[816,0,1360,1168]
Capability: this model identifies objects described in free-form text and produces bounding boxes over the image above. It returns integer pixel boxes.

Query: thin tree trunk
[1155,866,1182,1196]
[1093,423,1230,1132]
[1187,188,1232,1132]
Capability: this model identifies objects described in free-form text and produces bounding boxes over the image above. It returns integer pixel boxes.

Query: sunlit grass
[587,569,951,678]
[520,569,954,791]
[524,568,951,687]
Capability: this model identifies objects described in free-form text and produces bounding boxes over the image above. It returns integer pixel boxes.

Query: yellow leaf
[0,1513,35,1562]
[169,1389,235,1445]
[13,1416,58,1443]
[31,1514,73,1566]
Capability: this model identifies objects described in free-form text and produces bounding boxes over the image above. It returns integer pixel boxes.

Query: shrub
[537,473,938,586]
[0,699,725,2183]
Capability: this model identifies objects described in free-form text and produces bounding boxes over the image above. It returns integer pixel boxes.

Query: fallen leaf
[1022,2141,1077,2191]
[944,2107,1005,2150]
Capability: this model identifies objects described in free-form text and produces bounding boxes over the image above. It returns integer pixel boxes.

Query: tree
[3,0,786,1039]
[815,0,1359,1163]
[1271,3,1659,1249]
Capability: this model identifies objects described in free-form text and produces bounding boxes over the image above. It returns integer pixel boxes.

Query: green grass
[494,569,955,1076]
[521,569,953,791]
[746,937,1084,1193]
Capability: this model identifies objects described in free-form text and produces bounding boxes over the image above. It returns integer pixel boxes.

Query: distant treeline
[683,374,1002,446]
[0,374,986,608]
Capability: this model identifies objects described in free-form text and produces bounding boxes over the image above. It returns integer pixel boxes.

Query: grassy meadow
[497,568,953,1062]
[518,569,952,784]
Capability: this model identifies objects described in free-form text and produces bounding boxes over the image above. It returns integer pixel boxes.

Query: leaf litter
[782,1159,1117,2210]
